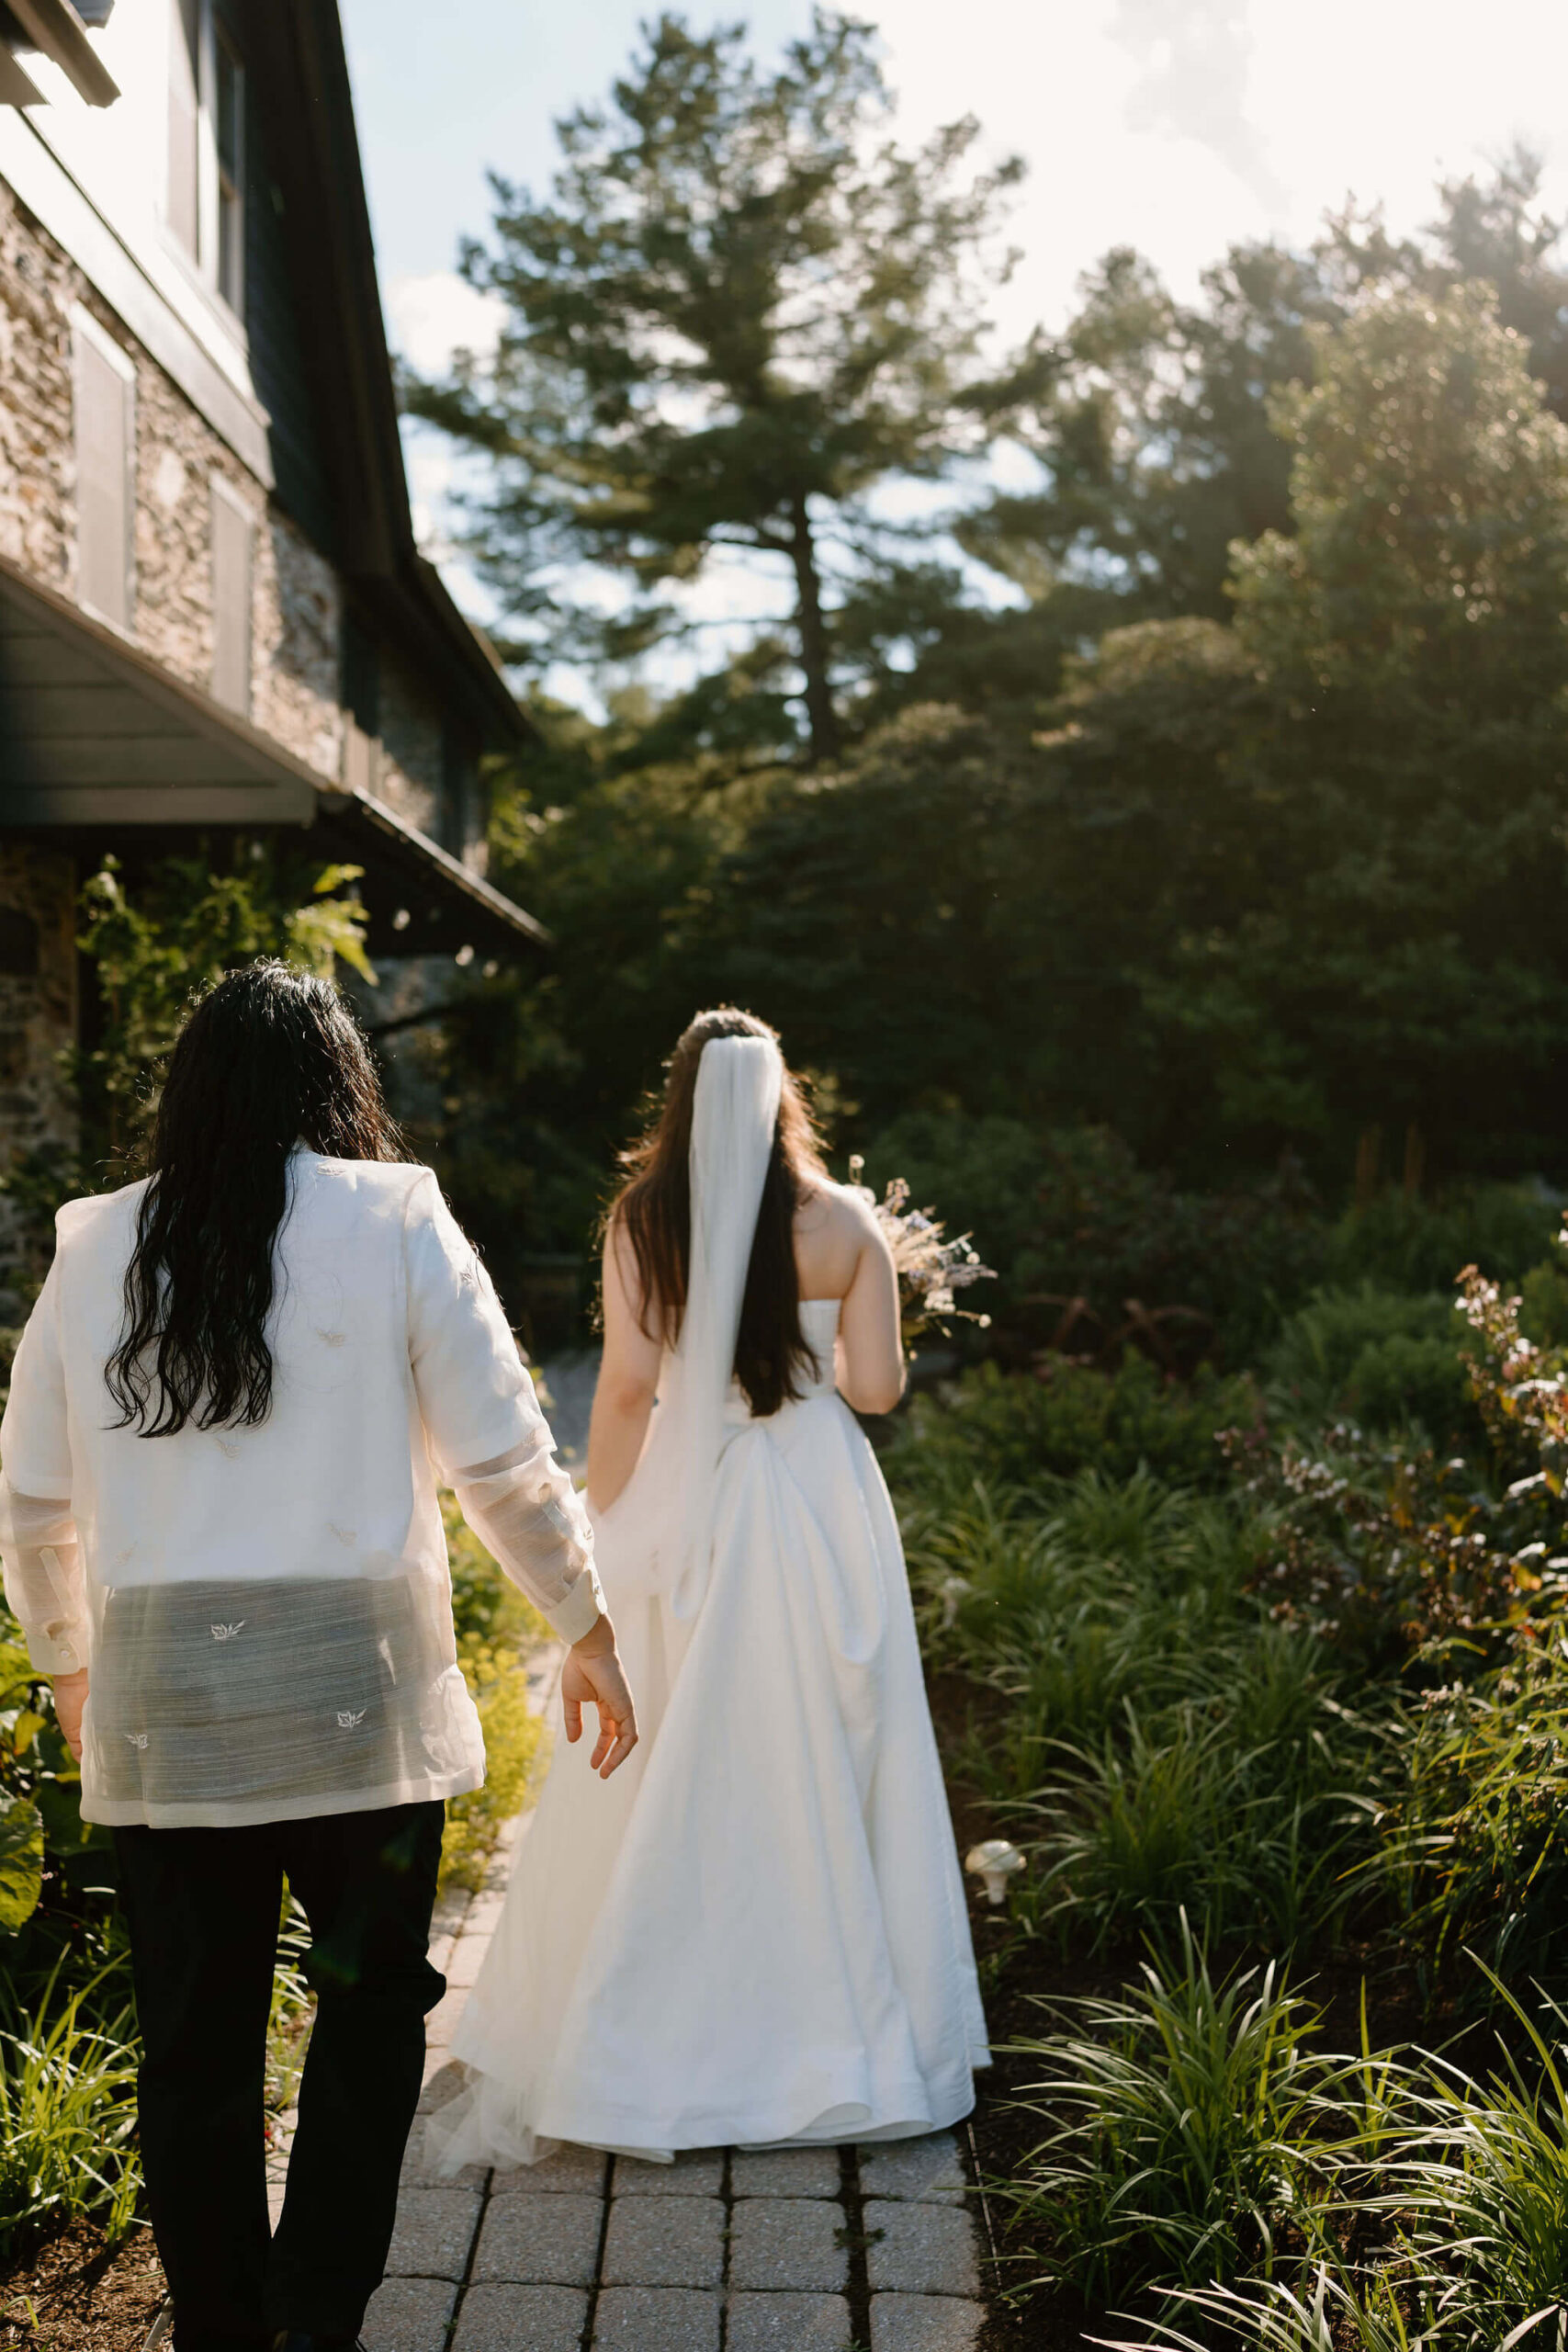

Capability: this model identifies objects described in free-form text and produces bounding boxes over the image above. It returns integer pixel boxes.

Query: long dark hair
[107,959,404,1436]
[609,1007,827,1419]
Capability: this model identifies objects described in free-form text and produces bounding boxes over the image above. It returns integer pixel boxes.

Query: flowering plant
[847,1157,995,1351]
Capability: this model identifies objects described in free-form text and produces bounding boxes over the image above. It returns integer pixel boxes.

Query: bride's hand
[561,1618,638,1779]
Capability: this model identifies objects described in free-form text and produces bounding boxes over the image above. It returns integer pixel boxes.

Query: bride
[431,1008,987,2165]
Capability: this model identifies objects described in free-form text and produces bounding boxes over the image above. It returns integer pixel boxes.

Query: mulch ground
[0,2224,165,2352]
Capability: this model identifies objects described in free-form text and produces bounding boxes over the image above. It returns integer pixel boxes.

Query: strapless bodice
[724,1297,840,1421]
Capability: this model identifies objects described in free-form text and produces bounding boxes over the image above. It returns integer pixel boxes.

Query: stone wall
[0,181,73,590]
[0,182,344,782]
[0,844,77,1317]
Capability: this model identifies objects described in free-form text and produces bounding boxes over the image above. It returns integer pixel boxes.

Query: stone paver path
[362,1804,990,2350]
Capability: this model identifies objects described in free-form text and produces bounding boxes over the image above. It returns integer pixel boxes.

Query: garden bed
[896,1296,1568,2349]
[0,2224,164,2352]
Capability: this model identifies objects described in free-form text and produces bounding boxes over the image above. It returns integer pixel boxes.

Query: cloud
[1107,0,1286,212]
[385,270,505,377]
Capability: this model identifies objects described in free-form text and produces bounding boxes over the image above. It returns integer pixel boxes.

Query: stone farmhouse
[0,0,545,1308]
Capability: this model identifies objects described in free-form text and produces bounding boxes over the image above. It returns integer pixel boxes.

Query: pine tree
[405,9,1041,763]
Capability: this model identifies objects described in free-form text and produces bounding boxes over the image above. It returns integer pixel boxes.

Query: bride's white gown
[430,1042,987,2167]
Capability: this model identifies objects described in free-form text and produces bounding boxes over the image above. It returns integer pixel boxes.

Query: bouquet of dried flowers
[847,1157,995,1351]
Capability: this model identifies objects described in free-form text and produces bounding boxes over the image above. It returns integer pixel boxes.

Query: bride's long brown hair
[608,1008,828,1419]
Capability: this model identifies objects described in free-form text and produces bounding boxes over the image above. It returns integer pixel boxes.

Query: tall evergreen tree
[408,9,1041,763]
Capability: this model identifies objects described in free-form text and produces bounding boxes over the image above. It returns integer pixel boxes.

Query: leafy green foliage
[0,1799,43,1937]
[0,1611,105,1940]
[888,1355,1258,1508]
[74,849,372,1166]
[1378,1973,1568,2346]
[910,1469,1371,1950]
[1032,1690,1362,1957]
[1004,1920,1336,2296]
[1381,1634,1568,2001]
[439,1496,550,1895]
[0,849,375,1309]
[0,1962,141,2258]
[863,1116,1325,1367]
[1327,1186,1562,1295]
[1264,1286,1477,1445]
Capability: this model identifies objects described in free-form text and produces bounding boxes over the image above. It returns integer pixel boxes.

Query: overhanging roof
[0,551,548,958]
[0,0,118,108]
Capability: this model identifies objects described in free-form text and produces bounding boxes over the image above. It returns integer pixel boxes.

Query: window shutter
[210,479,253,715]
[341,612,380,793]
[167,0,200,255]
[74,320,133,630]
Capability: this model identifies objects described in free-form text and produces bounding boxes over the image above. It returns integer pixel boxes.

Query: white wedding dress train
[429,1044,987,2169]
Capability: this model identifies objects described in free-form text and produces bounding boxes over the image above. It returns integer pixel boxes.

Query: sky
[336,0,1568,675]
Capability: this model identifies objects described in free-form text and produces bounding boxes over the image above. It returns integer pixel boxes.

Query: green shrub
[890,1355,1258,1508]
[861,1119,1326,1366]
[0,1605,111,1941]
[1374,1633,1568,1999]
[1519,1254,1568,1349]
[1328,1184,1561,1295]
[856,1110,1049,1305]
[1379,1973,1568,2346]
[912,1473,1262,1803]
[1032,1679,1365,1955]
[909,1469,1372,1946]
[439,1496,551,1894]
[1113,2268,1437,2350]
[1003,1919,1335,2298]
[0,1961,141,2259]
[1265,1284,1476,1444]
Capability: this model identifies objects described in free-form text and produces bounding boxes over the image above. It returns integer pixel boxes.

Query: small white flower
[336,1709,367,1730]
[126,1732,149,1750]
[210,1622,245,1642]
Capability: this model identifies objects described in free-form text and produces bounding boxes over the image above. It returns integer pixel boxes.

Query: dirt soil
[0,2225,165,2352]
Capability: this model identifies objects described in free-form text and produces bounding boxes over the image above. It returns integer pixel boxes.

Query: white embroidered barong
[0,1151,602,1828]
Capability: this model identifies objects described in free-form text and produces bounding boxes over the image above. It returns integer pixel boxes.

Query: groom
[0,963,637,2352]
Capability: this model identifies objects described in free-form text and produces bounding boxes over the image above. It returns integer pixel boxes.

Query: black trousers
[113,1801,446,2352]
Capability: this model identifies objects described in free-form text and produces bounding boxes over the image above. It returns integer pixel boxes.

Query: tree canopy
[398,14,1568,1279]
[408,8,1041,763]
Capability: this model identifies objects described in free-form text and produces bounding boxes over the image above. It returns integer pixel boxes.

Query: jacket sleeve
[404,1170,604,1645]
[0,1253,89,1675]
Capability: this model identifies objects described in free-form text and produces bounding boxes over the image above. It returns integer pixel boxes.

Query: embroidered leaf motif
[316,1329,347,1347]
[327,1523,357,1547]
[210,1623,245,1642]
[125,1732,150,1750]
[214,1436,240,1458]
[336,1709,367,1730]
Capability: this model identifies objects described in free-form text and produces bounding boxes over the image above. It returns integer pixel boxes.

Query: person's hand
[52,1668,89,1763]
[561,1616,637,1780]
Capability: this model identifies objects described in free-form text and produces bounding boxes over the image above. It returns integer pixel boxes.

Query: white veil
[594,1032,784,1620]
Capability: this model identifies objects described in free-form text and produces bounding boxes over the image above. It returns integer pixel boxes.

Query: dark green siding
[222,0,338,557]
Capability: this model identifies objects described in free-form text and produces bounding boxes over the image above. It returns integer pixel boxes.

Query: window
[73,311,135,632]
[167,0,199,258]
[215,30,243,311]
[209,478,253,715]
[165,0,245,321]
